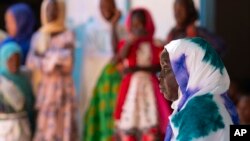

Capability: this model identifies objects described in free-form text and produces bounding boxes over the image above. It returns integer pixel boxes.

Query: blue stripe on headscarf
[171,54,189,94]
[221,92,239,124]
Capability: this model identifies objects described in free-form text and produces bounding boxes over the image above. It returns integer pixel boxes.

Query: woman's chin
[163,93,177,102]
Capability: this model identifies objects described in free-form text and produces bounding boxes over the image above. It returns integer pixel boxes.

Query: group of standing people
[0,0,77,140]
[83,0,234,141]
[0,0,239,141]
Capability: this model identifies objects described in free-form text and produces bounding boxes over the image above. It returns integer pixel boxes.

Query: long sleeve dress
[26,30,78,141]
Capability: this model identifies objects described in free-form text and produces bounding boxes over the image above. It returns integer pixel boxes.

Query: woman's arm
[58,45,74,74]
[56,32,75,74]
[111,34,137,65]
[111,40,133,65]
[111,10,121,54]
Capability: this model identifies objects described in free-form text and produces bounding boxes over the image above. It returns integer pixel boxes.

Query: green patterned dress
[83,63,121,141]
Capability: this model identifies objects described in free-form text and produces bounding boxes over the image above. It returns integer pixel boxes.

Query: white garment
[119,72,157,130]
[80,12,126,135]
[0,76,31,141]
[0,76,25,112]
[0,117,31,141]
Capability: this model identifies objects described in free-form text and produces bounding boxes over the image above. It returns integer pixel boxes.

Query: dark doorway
[216,0,250,80]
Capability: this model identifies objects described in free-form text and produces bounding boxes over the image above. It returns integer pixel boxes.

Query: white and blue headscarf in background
[164,37,238,141]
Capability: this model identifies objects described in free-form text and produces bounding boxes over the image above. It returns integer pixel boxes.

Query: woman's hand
[127,33,137,45]
[111,10,121,26]
[114,120,120,129]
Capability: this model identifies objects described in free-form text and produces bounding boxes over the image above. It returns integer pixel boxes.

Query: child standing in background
[114,8,172,141]
[26,0,78,140]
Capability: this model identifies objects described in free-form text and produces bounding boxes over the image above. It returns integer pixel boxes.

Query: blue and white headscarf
[164,37,238,141]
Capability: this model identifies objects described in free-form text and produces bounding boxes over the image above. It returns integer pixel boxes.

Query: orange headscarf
[40,0,66,34]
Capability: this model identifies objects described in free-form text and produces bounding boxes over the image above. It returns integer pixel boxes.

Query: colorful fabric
[80,15,124,127]
[83,63,121,141]
[81,17,113,119]
[164,37,238,141]
[26,30,78,141]
[3,3,35,64]
[114,8,172,140]
[25,0,65,98]
[0,42,34,140]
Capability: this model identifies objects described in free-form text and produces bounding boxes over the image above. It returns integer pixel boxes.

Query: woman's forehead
[101,0,115,7]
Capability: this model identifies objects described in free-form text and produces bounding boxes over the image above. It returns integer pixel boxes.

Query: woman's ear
[160,49,170,66]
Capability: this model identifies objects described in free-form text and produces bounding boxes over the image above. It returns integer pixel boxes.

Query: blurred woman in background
[0,42,35,141]
[114,8,172,141]
[167,0,226,57]
[83,0,123,140]
[26,0,78,140]
[2,3,35,64]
